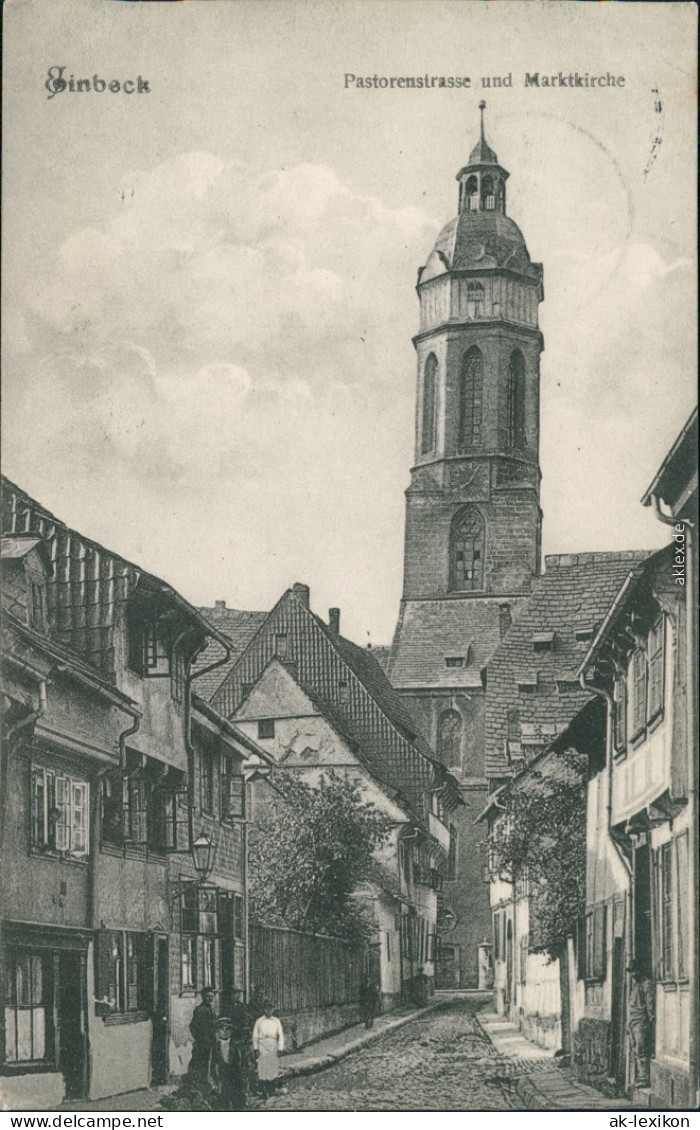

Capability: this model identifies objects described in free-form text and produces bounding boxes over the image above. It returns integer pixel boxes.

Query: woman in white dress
[252,1000,285,1101]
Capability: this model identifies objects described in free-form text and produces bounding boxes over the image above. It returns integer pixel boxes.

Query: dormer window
[517,673,538,693]
[532,632,555,653]
[575,626,595,643]
[128,614,171,677]
[338,679,350,703]
[1,536,52,633]
[29,580,47,633]
[275,633,288,659]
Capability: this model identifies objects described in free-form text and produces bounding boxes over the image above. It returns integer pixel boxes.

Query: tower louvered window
[482,175,495,211]
[421,354,438,454]
[459,347,483,449]
[437,710,462,766]
[449,508,485,592]
[508,350,526,450]
[465,175,478,211]
[466,283,484,319]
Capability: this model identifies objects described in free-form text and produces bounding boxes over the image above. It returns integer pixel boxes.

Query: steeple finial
[479,100,486,142]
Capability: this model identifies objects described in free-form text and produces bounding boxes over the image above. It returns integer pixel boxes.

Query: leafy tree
[248,770,393,943]
[489,751,586,959]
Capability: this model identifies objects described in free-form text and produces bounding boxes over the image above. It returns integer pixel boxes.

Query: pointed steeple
[468,101,499,166]
[456,103,509,215]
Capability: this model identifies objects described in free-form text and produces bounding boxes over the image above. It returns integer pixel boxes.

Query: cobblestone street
[264,998,516,1112]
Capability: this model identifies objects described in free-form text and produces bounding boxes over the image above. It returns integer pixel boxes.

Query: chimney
[499,603,512,639]
[292,583,310,608]
[214,600,226,613]
[328,608,340,636]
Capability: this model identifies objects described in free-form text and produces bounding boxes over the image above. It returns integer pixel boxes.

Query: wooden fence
[250,923,364,1012]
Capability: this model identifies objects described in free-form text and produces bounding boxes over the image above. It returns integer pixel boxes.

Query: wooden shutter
[593,904,607,981]
[576,915,587,980]
[647,619,664,720]
[54,775,70,851]
[72,781,89,855]
[228,774,245,820]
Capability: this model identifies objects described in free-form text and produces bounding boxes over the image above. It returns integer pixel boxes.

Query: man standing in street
[359,976,380,1029]
[189,986,217,1085]
[627,960,654,1089]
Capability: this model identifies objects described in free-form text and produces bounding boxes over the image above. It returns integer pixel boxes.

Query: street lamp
[191,831,216,883]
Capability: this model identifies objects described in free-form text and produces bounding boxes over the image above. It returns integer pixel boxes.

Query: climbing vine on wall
[489,751,587,959]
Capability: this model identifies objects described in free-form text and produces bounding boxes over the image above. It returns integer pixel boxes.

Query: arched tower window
[437,710,462,767]
[508,350,526,450]
[449,507,485,592]
[466,175,478,212]
[482,176,495,211]
[459,347,483,450]
[496,182,506,213]
[421,354,438,455]
[466,282,485,319]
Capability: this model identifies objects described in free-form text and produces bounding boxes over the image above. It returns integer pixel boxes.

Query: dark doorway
[634,844,653,972]
[218,894,235,1017]
[435,944,459,989]
[57,952,87,1100]
[610,928,627,1087]
[150,936,169,1087]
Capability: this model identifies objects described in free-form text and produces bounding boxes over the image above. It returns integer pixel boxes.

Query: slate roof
[1,477,230,681]
[210,585,462,827]
[388,596,529,690]
[484,551,652,781]
[194,606,268,700]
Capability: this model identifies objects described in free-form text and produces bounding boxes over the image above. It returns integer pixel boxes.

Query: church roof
[388,596,529,691]
[484,551,653,781]
[465,134,500,167]
[422,211,540,282]
[194,606,268,700]
[209,585,462,824]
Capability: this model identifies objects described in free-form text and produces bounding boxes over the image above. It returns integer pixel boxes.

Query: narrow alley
[265,997,518,1111]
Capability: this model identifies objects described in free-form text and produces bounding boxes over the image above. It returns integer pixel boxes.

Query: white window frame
[32,765,89,857]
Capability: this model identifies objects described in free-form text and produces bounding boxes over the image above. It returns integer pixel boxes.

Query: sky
[2,0,697,644]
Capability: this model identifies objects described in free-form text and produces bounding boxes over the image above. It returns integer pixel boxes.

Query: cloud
[2,154,694,641]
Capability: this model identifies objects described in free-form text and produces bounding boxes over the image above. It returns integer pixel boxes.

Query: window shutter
[676,833,689,980]
[632,650,647,736]
[142,934,155,1016]
[593,904,607,981]
[55,775,70,851]
[576,915,587,980]
[95,929,116,1015]
[647,619,664,720]
[228,775,245,820]
[72,781,89,855]
[32,767,45,847]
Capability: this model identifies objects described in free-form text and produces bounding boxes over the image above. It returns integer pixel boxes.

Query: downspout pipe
[649,493,698,1107]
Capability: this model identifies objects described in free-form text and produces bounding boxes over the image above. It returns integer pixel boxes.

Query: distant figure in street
[413,965,430,1008]
[627,960,654,1088]
[252,1000,285,1102]
[210,1003,249,1111]
[188,986,217,1085]
[359,976,380,1029]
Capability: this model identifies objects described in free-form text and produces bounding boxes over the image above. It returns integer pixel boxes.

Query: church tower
[388,106,544,988]
[405,101,543,601]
